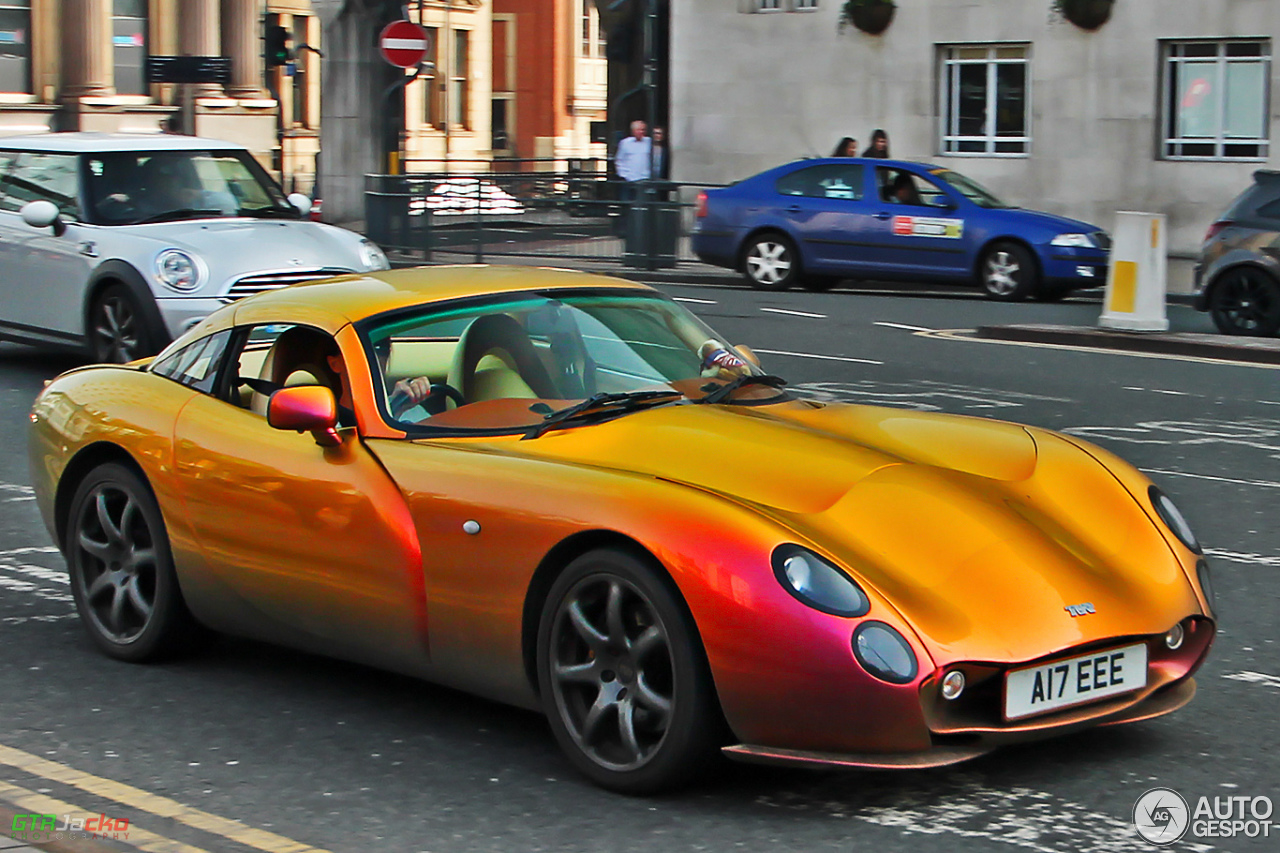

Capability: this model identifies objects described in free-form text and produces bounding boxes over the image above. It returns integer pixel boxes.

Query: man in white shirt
[615,120,653,183]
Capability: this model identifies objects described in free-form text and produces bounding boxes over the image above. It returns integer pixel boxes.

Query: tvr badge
[1065,602,1096,617]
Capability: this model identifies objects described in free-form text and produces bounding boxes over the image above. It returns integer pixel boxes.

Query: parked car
[1193,169,1280,336]
[692,158,1110,300]
[31,265,1213,794]
[0,132,389,363]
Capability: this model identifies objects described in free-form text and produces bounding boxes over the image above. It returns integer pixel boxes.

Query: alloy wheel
[93,294,141,363]
[1210,269,1280,336]
[745,240,793,288]
[984,251,1021,296]
[71,483,158,644]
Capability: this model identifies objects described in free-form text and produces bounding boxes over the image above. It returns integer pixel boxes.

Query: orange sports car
[28,266,1215,794]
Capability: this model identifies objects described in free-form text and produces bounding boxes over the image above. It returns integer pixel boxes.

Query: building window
[491,97,511,153]
[112,0,148,96]
[1162,40,1271,160]
[0,0,31,94]
[420,25,439,128]
[581,2,604,58]
[756,0,781,11]
[794,0,819,9]
[450,29,469,128]
[940,45,1029,156]
[290,14,311,126]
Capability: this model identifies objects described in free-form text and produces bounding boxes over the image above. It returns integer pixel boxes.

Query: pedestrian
[862,129,890,158]
[832,137,858,157]
[613,120,652,233]
[652,126,668,179]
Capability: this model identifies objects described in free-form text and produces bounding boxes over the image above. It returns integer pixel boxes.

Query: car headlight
[1050,233,1094,248]
[1150,486,1201,554]
[360,239,389,271]
[155,250,200,292]
[1196,559,1215,617]
[852,621,919,684]
[771,545,869,617]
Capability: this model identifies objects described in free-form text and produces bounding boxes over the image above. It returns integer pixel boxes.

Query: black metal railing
[364,170,725,272]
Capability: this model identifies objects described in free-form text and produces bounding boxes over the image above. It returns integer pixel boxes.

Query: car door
[0,152,95,341]
[772,163,879,274]
[860,166,974,278]
[168,324,430,674]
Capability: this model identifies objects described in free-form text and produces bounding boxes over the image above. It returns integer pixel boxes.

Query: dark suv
[1194,170,1280,336]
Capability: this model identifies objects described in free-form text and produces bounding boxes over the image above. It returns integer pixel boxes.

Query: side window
[151,330,232,395]
[1256,195,1280,222]
[228,324,350,425]
[0,153,81,219]
[774,164,865,200]
[876,167,952,208]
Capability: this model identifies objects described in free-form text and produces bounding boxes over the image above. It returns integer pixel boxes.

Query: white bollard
[1098,211,1169,332]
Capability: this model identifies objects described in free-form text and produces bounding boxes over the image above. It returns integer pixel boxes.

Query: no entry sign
[379,20,430,68]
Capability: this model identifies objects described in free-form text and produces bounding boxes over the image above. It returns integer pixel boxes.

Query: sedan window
[0,153,81,220]
[876,167,952,208]
[151,330,232,395]
[775,165,865,200]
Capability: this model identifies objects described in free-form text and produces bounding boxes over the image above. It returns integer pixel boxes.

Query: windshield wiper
[696,374,787,405]
[132,208,223,225]
[522,390,682,440]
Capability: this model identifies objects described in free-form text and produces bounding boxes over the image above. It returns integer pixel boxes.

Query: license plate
[1004,643,1148,721]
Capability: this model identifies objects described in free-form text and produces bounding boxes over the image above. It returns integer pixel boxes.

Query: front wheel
[980,241,1038,301]
[1209,268,1280,337]
[89,284,157,364]
[536,548,722,794]
[742,233,799,290]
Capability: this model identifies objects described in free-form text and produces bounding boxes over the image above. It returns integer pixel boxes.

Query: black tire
[801,275,841,293]
[1209,267,1280,337]
[980,241,1039,301]
[65,463,201,662]
[536,547,722,794]
[89,284,157,364]
[741,232,800,291]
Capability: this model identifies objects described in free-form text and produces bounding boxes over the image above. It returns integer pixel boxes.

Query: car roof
[0,132,249,153]
[789,157,944,171]
[224,266,657,335]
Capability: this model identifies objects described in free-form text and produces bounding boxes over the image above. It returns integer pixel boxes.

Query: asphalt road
[1,281,1277,853]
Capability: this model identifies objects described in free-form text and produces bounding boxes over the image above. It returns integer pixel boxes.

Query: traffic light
[265,24,292,68]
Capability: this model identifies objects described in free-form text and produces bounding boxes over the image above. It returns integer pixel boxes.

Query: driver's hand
[392,377,432,404]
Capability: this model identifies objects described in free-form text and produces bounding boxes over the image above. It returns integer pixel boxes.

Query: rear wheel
[742,233,799,291]
[1209,267,1280,337]
[537,548,722,794]
[980,241,1038,301]
[89,284,156,364]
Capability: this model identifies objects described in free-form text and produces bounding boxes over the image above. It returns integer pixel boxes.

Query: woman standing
[831,137,858,157]
[862,129,890,158]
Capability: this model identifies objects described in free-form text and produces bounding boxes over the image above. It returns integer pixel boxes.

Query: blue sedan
[691,158,1110,300]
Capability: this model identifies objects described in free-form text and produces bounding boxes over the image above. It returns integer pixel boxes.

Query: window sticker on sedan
[892,216,964,239]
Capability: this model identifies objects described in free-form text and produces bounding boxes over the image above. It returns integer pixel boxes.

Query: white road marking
[793,379,1068,410]
[1141,468,1280,490]
[1223,671,1280,690]
[0,483,33,502]
[0,574,72,603]
[1,614,76,624]
[753,349,882,366]
[0,561,67,585]
[759,307,828,319]
[0,547,59,557]
[923,328,1280,370]
[1204,549,1280,568]
[875,321,936,332]
[671,296,718,304]
[1123,386,1191,396]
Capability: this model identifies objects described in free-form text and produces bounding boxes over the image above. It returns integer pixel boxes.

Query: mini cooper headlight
[155,249,200,291]
[1050,233,1094,248]
[852,622,918,684]
[1150,486,1201,554]
[772,545,869,617]
[360,239,390,271]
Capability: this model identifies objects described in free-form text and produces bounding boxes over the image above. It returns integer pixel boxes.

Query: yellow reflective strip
[0,744,332,853]
[1151,218,1161,248]
[1109,260,1138,313]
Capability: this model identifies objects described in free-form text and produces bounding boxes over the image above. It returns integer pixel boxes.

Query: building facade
[670,0,1278,255]
[0,1,319,190]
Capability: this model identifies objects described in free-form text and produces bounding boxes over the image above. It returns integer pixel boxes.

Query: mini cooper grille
[1091,231,1112,250]
[222,268,352,302]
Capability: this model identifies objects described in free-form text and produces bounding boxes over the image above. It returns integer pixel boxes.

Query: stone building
[670,0,1278,255]
[0,1,320,191]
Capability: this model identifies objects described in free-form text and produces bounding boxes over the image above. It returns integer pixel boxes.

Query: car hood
[113,219,361,273]
[505,401,1195,663]
[990,207,1101,238]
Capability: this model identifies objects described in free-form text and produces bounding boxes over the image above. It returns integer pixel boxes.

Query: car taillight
[695,191,708,218]
[1203,220,1232,242]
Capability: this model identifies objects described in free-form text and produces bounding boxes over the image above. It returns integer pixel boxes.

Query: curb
[976,324,1280,364]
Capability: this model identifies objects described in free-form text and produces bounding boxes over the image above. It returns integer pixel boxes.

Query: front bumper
[155,296,229,340]
[1043,247,1110,289]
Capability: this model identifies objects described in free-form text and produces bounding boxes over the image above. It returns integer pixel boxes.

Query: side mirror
[734,344,761,368]
[21,200,63,234]
[267,385,341,447]
[287,193,313,217]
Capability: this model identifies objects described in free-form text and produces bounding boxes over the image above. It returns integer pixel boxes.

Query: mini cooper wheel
[66,463,199,662]
[981,241,1038,301]
[537,548,721,794]
[742,233,799,291]
[90,284,155,364]
[1209,268,1280,337]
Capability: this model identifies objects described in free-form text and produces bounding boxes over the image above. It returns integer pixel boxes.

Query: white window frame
[1160,39,1271,162]
[756,0,782,12]
[938,44,1031,158]
[792,0,819,9]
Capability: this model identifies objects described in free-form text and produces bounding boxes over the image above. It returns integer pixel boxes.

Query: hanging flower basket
[839,0,896,36]
[1055,0,1114,31]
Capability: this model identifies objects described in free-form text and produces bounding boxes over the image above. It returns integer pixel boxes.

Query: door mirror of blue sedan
[20,200,64,235]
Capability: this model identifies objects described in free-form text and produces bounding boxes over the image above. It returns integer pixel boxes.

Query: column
[61,0,114,99]
[179,0,224,97]
[223,0,265,98]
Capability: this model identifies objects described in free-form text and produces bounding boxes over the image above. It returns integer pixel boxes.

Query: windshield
[84,149,296,225]
[929,168,1009,209]
[361,291,785,434]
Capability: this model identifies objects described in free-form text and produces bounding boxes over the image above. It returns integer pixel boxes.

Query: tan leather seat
[445,314,556,405]
[249,328,341,415]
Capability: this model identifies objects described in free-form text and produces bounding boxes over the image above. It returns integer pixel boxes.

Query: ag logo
[1133,787,1189,845]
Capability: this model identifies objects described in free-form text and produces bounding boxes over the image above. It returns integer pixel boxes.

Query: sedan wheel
[1209,268,1280,337]
[537,548,721,794]
[742,234,798,290]
[66,463,200,661]
[91,285,153,364]
[981,241,1037,301]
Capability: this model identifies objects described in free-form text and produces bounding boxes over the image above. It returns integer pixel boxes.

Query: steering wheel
[421,383,465,415]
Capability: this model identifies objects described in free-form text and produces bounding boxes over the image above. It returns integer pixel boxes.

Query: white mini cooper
[0,133,388,363]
